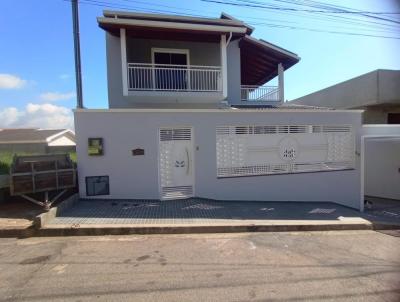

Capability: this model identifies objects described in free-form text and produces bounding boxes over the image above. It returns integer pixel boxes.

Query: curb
[36,223,375,237]
[372,222,400,230]
[4,221,398,238]
[0,227,36,238]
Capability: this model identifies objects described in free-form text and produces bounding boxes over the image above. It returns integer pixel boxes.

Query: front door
[153,50,188,90]
[159,127,194,200]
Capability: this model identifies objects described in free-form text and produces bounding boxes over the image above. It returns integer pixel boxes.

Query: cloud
[0,74,26,89]
[0,107,23,125]
[40,91,76,102]
[0,103,74,130]
[59,74,71,80]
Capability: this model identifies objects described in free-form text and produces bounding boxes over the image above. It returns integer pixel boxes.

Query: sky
[0,0,399,130]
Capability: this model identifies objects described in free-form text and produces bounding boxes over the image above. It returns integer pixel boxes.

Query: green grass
[0,152,14,175]
[0,151,77,175]
[68,152,77,163]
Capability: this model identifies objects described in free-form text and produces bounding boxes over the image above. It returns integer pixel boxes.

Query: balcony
[241,85,280,102]
[127,63,222,92]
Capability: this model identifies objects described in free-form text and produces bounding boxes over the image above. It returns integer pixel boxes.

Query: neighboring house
[0,129,76,154]
[75,11,363,209]
[290,70,400,124]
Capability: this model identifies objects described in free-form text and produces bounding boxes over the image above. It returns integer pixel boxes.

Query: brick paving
[50,198,368,225]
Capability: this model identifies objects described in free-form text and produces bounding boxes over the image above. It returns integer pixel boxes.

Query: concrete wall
[362,106,400,124]
[126,38,220,66]
[0,143,75,154]
[0,143,47,154]
[106,33,241,108]
[290,70,400,110]
[75,109,363,209]
[290,70,379,109]
[47,145,76,153]
[226,40,242,106]
[378,70,400,104]
[362,125,400,200]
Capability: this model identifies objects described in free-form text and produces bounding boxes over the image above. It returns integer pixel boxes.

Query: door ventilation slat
[161,186,193,200]
[160,128,192,141]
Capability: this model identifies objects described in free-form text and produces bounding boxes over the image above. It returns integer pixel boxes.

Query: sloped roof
[240,36,300,85]
[0,129,74,144]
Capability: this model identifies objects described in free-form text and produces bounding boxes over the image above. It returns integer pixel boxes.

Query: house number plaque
[132,148,145,156]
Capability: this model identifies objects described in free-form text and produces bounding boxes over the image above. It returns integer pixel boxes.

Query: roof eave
[46,129,75,143]
[103,10,246,27]
[245,35,300,61]
[220,12,254,34]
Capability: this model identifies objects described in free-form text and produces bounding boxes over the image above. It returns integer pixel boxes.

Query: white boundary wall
[75,109,362,209]
[361,125,400,205]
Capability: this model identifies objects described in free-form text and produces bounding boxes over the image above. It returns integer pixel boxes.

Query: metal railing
[241,85,280,102]
[127,63,222,92]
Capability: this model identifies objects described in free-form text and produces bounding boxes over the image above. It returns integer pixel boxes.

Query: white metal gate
[159,127,194,200]
[216,124,355,177]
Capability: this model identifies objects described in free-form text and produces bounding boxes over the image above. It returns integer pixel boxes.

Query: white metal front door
[159,127,194,200]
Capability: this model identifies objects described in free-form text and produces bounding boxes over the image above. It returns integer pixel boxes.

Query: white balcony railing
[241,85,281,102]
[127,63,222,92]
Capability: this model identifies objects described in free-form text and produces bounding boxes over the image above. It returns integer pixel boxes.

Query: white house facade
[74,11,363,210]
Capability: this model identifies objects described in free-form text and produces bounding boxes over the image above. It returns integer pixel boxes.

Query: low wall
[35,193,79,228]
[75,109,363,209]
[362,125,400,200]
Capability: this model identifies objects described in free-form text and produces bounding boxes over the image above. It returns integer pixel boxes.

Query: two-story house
[74,11,364,210]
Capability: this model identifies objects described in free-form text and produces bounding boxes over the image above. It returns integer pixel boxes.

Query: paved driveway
[50,198,369,225]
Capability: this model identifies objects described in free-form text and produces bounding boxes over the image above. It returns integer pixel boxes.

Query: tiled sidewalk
[50,198,368,225]
[363,196,400,225]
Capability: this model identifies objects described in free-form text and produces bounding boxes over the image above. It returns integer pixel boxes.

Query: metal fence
[241,85,280,102]
[128,63,222,92]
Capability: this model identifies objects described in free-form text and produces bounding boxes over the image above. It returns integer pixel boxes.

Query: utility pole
[71,0,83,108]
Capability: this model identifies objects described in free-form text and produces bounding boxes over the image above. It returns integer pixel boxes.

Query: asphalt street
[0,230,399,301]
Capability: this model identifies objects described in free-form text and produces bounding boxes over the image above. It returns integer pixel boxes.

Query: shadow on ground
[0,188,77,228]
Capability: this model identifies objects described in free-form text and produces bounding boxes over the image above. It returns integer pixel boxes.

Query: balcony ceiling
[240,36,300,86]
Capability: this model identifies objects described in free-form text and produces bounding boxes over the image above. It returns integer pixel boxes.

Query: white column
[120,28,128,96]
[220,34,228,99]
[278,63,284,103]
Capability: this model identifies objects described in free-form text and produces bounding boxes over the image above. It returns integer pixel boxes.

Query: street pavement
[0,230,399,301]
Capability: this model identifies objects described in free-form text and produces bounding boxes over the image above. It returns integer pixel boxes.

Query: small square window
[85,176,109,196]
[88,138,103,156]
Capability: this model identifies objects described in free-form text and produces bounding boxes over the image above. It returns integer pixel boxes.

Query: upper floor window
[151,48,189,90]
[152,48,189,66]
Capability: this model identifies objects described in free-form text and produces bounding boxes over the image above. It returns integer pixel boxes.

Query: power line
[268,0,400,25]
[201,0,400,25]
[266,0,400,23]
[201,0,400,15]
[200,0,400,33]
[249,21,400,39]
[62,0,400,40]
[72,0,400,32]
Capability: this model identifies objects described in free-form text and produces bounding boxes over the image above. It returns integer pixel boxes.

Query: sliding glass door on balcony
[153,51,188,90]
